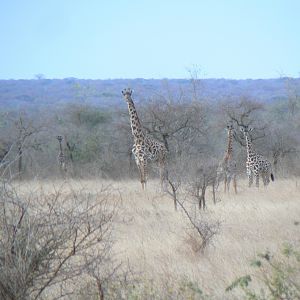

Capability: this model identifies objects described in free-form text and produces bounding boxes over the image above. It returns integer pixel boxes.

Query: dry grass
[14,178,300,299]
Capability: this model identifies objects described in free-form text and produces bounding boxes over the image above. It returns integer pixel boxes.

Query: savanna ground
[14,177,300,299]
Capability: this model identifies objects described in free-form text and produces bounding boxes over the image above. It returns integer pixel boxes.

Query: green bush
[77,277,205,300]
[69,105,111,128]
[226,244,300,299]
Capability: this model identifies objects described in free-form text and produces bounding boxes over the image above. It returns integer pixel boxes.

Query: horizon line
[0,76,299,81]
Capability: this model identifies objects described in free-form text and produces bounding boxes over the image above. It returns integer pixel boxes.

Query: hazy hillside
[1,77,299,110]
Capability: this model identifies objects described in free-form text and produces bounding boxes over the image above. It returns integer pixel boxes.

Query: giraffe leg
[224,175,227,193]
[262,172,269,186]
[233,175,237,194]
[139,158,147,190]
[261,173,266,186]
[248,174,253,187]
[144,165,147,190]
[255,173,259,188]
[144,161,148,190]
[248,176,251,187]
[138,166,145,190]
[134,151,145,190]
[215,172,221,192]
[247,168,253,187]
[266,173,270,185]
[135,156,145,190]
[137,164,145,190]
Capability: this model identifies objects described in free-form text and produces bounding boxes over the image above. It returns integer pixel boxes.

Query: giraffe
[121,88,168,189]
[56,135,67,173]
[216,123,237,193]
[240,125,274,187]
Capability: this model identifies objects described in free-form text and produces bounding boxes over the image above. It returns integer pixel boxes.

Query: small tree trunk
[162,134,169,152]
[212,182,216,204]
[273,159,278,175]
[167,179,177,211]
[272,151,280,175]
[173,193,177,211]
[198,195,202,210]
[66,140,76,177]
[233,177,237,194]
[201,187,206,210]
[18,144,23,180]
[96,278,104,300]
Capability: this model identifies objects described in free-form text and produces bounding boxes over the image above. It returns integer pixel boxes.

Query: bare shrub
[187,162,218,209]
[178,200,221,253]
[83,249,130,300]
[0,180,118,300]
[165,174,220,252]
[165,174,181,211]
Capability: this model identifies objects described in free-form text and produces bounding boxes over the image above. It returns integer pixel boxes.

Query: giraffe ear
[248,127,253,132]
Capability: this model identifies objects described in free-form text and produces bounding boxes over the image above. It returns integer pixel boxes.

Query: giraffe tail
[270,173,274,182]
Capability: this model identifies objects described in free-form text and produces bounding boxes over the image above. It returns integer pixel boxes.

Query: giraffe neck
[224,128,233,162]
[58,141,63,153]
[245,134,256,158]
[126,99,145,144]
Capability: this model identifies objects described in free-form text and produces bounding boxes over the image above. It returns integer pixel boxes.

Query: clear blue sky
[0,0,299,79]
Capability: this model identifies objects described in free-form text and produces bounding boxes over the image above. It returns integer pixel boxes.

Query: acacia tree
[4,113,44,179]
[264,121,299,175]
[221,97,267,147]
[141,99,207,155]
[34,74,45,80]
[187,65,204,102]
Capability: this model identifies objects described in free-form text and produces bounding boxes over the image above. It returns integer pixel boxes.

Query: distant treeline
[1,77,300,110]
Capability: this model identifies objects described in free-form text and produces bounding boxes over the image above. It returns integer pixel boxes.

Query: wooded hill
[1,77,300,110]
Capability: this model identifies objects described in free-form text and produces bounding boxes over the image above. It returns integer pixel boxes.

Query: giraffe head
[226,122,234,131]
[56,135,63,142]
[122,88,133,102]
[240,125,253,136]
[226,123,234,136]
[225,122,234,138]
